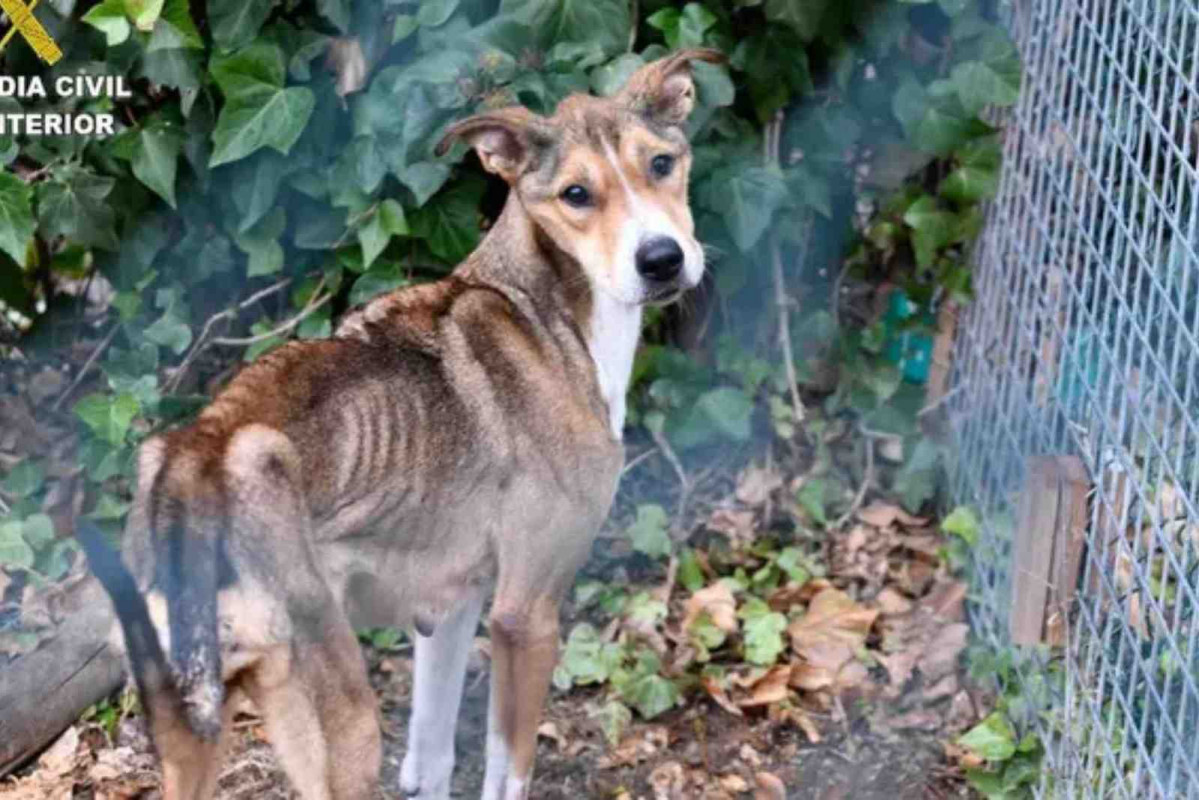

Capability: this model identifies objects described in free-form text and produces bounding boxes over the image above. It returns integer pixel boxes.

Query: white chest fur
[587,292,642,439]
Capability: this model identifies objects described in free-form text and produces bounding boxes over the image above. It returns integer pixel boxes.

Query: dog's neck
[463,197,642,439]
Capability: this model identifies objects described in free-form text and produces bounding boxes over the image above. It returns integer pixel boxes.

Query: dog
[79,47,721,800]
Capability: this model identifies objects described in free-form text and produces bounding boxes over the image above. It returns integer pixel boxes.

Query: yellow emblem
[0,0,63,66]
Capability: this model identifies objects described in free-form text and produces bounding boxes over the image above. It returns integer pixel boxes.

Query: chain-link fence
[949,0,1199,796]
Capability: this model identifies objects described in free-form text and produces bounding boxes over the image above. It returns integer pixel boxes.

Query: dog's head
[436,48,722,306]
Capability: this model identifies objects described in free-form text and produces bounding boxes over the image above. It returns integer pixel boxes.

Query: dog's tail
[77,515,224,740]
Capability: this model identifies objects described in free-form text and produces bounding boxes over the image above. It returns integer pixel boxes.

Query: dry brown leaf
[719,773,750,793]
[754,771,787,800]
[945,690,978,733]
[920,580,967,621]
[707,509,757,545]
[896,533,943,559]
[649,760,686,799]
[737,665,791,708]
[702,676,744,717]
[918,622,969,681]
[875,649,919,690]
[765,582,806,613]
[788,589,878,687]
[736,465,783,506]
[857,501,903,528]
[770,704,822,743]
[842,525,871,556]
[944,741,985,770]
[738,743,763,767]
[797,578,834,603]
[874,587,913,615]
[37,726,79,779]
[683,581,738,634]
[892,559,936,596]
[923,673,959,703]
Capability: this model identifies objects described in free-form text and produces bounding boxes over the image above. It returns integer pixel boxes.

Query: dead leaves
[683,582,738,636]
[787,588,878,692]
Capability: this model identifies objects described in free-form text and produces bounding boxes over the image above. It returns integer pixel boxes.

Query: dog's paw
[400,752,453,799]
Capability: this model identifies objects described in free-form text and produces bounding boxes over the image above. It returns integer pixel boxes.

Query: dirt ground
[1,432,990,800]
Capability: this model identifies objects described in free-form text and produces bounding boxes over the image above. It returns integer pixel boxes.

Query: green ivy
[0,1,1018,603]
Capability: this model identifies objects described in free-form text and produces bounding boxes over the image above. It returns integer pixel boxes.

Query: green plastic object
[882,288,934,385]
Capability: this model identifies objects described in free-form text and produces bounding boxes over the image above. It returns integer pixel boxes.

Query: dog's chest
[587,293,642,438]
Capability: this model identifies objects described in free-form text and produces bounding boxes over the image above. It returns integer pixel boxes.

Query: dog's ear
[435,106,547,183]
[618,48,726,127]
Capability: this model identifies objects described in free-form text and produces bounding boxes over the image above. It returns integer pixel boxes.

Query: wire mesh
[949,0,1199,796]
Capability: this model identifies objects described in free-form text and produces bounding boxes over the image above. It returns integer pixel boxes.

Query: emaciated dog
[79,47,722,800]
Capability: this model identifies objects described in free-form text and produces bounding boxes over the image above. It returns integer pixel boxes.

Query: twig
[621,446,659,476]
[765,111,806,425]
[832,427,876,530]
[166,278,293,392]
[650,426,691,522]
[51,324,119,412]
[212,280,331,347]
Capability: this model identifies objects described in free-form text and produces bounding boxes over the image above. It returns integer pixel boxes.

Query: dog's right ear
[435,106,546,183]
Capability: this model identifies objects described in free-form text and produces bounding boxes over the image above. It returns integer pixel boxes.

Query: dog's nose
[635,236,684,282]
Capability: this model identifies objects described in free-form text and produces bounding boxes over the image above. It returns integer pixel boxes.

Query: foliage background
[0,0,1031,786]
[0,0,1017,544]
[0,0,1024,789]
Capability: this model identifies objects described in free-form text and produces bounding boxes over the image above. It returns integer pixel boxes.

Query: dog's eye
[651,154,675,178]
[561,185,591,207]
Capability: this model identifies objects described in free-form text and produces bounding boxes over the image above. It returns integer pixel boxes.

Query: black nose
[635,237,684,282]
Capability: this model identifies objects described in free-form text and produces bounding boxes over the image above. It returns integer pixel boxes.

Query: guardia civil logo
[0,0,62,65]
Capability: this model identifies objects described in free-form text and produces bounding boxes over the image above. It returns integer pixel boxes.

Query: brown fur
[95,48,722,800]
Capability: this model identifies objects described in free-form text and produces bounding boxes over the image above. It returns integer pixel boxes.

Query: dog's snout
[635,236,684,282]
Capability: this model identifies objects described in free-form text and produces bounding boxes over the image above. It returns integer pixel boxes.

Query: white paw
[400,751,454,799]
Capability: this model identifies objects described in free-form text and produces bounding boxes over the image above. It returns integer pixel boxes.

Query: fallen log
[0,575,124,778]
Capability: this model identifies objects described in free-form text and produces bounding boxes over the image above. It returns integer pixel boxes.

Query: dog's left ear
[618,48,726,127]
[435,106,548,183]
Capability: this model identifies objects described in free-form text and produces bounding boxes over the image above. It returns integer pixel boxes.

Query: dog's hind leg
[242,609,381,800]
[400,588,485,799]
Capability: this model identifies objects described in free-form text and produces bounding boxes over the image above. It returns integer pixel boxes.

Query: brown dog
[80,47,721,800]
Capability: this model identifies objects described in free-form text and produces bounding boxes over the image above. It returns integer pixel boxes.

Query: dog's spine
[75,519,173,710]
[163,508,224,740]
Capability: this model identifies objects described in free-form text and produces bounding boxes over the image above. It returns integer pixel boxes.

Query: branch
[765,110,806,424]
[164,278,292,392]
[832,429,877,530]
[52,324,119,412]
[211,278,331,347]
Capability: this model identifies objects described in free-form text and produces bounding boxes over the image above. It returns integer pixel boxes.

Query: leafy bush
[0,0,1018,623]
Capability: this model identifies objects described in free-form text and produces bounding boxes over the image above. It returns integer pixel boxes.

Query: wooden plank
[1010,457,1062,645]
[1044,456,1090,647]
[1009,455,1093,646]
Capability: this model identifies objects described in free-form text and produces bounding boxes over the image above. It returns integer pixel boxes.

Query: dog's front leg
[400,589,485,799]
[480,595,560,800]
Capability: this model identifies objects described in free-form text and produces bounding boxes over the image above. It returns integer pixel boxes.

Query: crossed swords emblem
[0,0,63,65]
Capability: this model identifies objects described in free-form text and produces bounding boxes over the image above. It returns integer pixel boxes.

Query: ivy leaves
[209,43,316,167]
[132,125,183,208]
[208,0,276,51]
[0,172,35,265]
